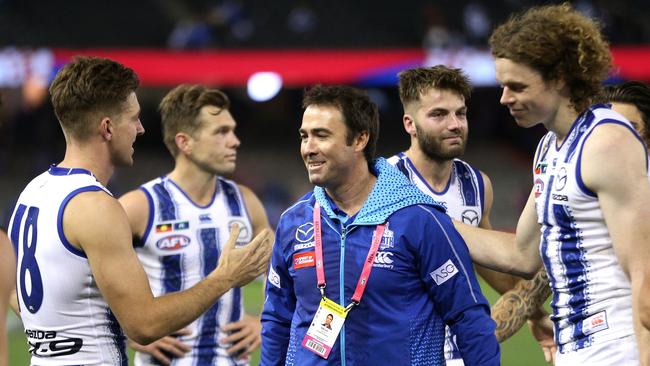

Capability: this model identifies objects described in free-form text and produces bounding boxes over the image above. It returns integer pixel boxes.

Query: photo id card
[301,297,347,359]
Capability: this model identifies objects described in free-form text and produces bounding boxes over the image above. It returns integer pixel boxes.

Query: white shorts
[555,335,638,366]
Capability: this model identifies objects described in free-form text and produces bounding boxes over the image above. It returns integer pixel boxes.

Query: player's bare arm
[65,191,272,345]
[641,267,650,331]
[581,123,650,365]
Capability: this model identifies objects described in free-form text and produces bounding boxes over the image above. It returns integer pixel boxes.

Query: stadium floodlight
[247,71,283,102]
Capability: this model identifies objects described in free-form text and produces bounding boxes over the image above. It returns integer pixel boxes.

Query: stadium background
[1,0,649,364]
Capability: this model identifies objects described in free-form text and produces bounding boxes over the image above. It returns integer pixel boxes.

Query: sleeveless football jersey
[134,176,253,366]
[532,104,642,357]
[9,166,127,366]
[388,153,484,363]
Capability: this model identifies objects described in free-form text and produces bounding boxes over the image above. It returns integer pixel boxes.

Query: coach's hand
[128,328,192,365]
[220,314,261,359]
[215,224,272,288]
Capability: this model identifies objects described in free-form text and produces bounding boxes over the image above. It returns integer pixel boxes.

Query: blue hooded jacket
[261,158,499,365]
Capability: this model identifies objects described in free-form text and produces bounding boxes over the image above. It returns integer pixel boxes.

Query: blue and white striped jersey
[134,176,253,366]
[533,104,643,356]
[388,153,485,364]
[9,166,127,366]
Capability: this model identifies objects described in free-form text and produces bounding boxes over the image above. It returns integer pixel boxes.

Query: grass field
[8,279,550,365]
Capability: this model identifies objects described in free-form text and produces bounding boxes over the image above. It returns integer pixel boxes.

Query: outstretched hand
[216,225,273,288]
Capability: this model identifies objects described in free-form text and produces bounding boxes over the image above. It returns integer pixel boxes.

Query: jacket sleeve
[415,206,500,366]
[260,217,296,366]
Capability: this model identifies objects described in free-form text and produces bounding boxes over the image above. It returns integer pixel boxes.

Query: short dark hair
[398,65,472,109]
[302,85,379,163]
[49,56,139,140]
[159,84,230,156]
[603,81,650,139]
[489,3,611,112]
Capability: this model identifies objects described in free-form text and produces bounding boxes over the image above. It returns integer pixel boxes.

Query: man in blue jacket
[260,85,499,365]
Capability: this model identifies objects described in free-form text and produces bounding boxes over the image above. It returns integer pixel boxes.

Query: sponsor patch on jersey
[155,221,190,233]
[268,266,281,289]
[295,222,315,243]
[555,167,568,191]
[373,251,394,269]
[156,235,191,251]
[430,259,459,285]
[199,213,212,223]
[294,241,315,251]
[461,209,479,225]
[534,178,545,198]
[582,310,609,336]
[293,251,316,269]
[534,162,548,175]
[228,218,251,244]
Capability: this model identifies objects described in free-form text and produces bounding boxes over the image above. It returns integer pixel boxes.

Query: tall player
[119,84,272,366]
[8,57,272,366]
[602,81,650,333]
[454,4,650,365]
[387,65,553,364]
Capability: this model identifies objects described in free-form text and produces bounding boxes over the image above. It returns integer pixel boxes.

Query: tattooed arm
[492,268,552,342]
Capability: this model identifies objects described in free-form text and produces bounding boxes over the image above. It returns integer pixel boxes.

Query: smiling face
[108,92,144,167]
[299,105,364,189]
[495,58,564,129]
[406,88,468,161]
[184,106,240,175]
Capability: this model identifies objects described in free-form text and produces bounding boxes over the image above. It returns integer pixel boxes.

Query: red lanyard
[313,202,386,311]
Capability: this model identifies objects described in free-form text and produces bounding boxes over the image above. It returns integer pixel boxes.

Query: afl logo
[295,223,315,243]
[534,178,544,198]
[555,167,568,191]
[156,235,190,251]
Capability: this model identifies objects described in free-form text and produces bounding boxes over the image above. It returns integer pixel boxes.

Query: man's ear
[404,114,416,136]
[99,117,113,141]
[353,130,369,153]
[175,132,193,155]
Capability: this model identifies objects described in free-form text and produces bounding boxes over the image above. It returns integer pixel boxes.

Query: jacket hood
[313,157,445,225]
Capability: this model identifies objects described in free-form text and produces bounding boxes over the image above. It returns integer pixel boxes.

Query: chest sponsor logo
[534,162,548,175]
[295,222,315,243]
[294,241,315,251]
[293,251,316,269]
[534,178,545,198]
[430,259,459,285]
[461,209,479,225]
[373,251,394,269]
[555,167,568,191]
[552,193,568,202]
[199,213,212,223]
[155,221,190,233]
[156,235,191,251]
[228,218,251,243]
[582,310,609,336]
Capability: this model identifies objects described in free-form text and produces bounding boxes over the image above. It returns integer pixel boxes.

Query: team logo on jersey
[228,218,251,243]
[534,162,548,175]
[555,167,568,191]
[293,251,316,269]
[461,209,479,225]
[430,259,459,285]
[295,222,315,243]
[156,235,191,251]
[534,178,545,198]
[379,225,394,250]
[155,221,190,233]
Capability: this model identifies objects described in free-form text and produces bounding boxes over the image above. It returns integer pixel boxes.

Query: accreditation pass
[301,297,348,358]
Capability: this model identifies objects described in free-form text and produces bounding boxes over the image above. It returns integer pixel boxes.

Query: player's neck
[546,102,580,145]
[167,163,218,206]
[405,148,453,192]
[325,162,376,217]
[59,142,113,186]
